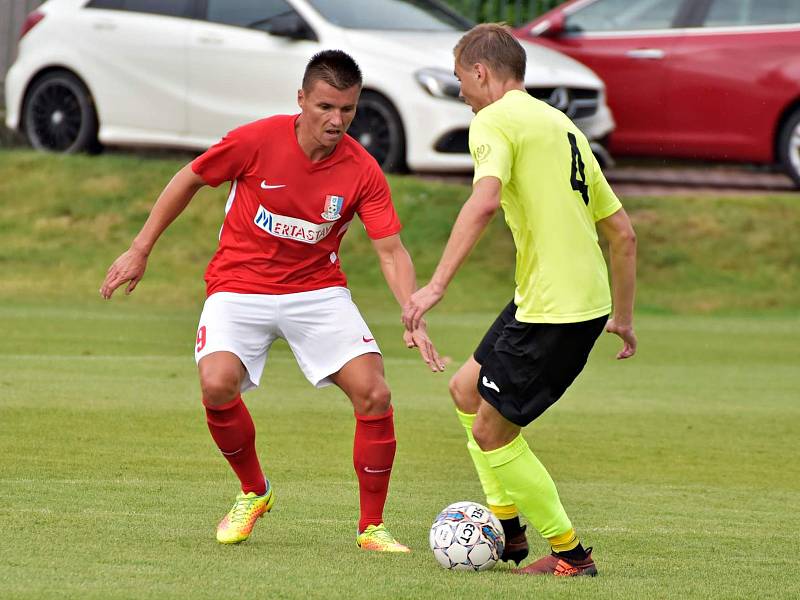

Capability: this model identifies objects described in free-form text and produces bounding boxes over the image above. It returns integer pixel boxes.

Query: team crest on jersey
[472,144,491,165]
[321,195,344,221]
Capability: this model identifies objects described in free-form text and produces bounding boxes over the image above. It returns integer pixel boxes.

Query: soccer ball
[429,501,505,571]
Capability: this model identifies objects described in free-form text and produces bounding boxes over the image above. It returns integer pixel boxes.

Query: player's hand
[605,318,637,359]
[403,321,446,372]
[402,283,445,331]
[100,247,148,299]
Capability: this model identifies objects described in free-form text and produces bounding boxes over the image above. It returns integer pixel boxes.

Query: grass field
[1,150,799,598]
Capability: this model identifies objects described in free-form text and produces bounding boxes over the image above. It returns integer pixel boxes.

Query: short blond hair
[454,23,526,82]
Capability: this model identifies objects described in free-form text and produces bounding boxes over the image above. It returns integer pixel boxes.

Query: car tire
[778,107,800,188]
[23,70,100,154]
[349,91,406,172]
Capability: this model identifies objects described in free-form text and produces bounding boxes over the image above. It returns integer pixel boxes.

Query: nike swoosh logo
[261,181,286,189]
[482,376,500,393]
[362,336,375,343]
[364,466,391,474]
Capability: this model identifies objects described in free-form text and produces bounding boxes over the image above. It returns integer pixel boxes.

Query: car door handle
[92,20,117,31]
[626,48,665,60]
[197,35,224,45]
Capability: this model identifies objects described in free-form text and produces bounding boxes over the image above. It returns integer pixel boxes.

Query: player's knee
[471,418,503,451]
[448,374,462,401]
[449,372,480,414]
[199,372,240,406]
[354,384,391,416]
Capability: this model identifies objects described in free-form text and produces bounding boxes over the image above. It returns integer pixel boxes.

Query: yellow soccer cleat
[356,524,411,553]
[216,484,275,544]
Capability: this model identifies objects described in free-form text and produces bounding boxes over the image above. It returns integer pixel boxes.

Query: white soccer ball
[429,501,505,571]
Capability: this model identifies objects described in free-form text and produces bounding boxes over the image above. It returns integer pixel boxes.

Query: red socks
[204,395,266,496]
[204,396,395,529]
[353,407,397,532]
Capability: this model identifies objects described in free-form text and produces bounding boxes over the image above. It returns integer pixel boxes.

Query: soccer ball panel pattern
[429,501,505,571]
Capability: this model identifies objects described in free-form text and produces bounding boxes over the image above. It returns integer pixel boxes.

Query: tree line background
[442,0,563,26]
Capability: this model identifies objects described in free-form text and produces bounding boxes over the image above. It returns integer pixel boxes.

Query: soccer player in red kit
[100,50,445,551]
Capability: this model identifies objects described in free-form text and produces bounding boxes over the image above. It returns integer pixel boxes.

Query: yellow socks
[548,528,580,553]
[456,409,517,518]
[457,413,581,549]
[482,434,572,539]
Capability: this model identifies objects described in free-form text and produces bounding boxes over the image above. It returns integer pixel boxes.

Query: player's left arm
[402,176,501,331]
[372,234,446,372]
[597,207,638,359]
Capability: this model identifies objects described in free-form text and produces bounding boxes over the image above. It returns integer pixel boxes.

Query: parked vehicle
[517,0,800,186]
[5,0,614,172]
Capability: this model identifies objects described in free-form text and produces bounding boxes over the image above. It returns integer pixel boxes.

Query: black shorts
[474,300,607,427]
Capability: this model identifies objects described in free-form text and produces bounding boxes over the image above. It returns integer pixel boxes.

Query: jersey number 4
[568,132,590,206]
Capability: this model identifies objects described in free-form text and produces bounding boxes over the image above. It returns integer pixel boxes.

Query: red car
[517,0,800,186]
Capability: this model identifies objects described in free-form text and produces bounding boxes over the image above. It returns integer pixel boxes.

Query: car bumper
[4,62,25,131]
[400,94,475,172]
[401,92,615,173]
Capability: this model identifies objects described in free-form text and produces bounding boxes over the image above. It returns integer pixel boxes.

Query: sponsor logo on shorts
[254,205,334,244]
[481,376,500,393]
[321,194,344,221]
[362,336,375,343]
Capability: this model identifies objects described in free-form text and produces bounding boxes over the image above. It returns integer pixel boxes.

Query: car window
[87,0,123,8]
[565,0,685,32]
[705,0,800,27]
[307,0,472,31]
[86,0,195,18]
[206,0,295,30]
[123,0,194,18]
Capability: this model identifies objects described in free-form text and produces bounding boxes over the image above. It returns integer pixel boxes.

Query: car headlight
[415,68,462,101]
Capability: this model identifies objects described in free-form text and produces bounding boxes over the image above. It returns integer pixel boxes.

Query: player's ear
[297,88,305,110]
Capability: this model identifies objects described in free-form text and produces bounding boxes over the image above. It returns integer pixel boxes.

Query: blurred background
[1,3,798,598]
[3,0,799,191]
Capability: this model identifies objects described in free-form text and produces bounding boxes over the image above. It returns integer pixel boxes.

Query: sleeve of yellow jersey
[589,156,623,222]
[469,113,512,186]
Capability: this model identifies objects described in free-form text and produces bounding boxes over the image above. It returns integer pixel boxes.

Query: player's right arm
[402,176,502,331]
[596,207,637,359]
[100,163,206,299]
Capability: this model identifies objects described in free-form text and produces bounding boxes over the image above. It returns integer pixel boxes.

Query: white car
[5,0,615,172]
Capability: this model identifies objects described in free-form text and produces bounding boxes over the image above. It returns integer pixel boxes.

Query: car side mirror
[268,13,317,41]
[536,13,566,38]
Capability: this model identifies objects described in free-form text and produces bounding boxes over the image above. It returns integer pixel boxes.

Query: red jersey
[192,115,401,296]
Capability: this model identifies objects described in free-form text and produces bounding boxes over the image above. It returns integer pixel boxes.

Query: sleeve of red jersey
[191,125,257,188]
[356,163,402,240]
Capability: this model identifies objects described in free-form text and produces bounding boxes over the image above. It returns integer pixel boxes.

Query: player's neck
[295,118,337,162]
[487,80,525,105]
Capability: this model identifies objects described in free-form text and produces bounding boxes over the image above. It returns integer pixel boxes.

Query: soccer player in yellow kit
[403,24,637,577]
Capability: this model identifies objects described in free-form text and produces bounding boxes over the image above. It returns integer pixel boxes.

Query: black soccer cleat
[501,524,529,565]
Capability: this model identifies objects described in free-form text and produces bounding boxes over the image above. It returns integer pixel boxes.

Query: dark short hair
[454,23,526,82]
[302,50,363,91]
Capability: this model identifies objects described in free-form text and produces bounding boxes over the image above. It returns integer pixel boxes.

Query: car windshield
[306,0,473,31]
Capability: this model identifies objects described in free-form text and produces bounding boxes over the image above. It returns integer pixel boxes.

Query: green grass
[1,303,798,599]
[1,149,799,314]
[1,150,799,598]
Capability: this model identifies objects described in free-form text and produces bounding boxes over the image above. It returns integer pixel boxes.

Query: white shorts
[194,287,380,392]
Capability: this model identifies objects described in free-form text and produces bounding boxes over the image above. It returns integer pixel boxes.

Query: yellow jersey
[469,89,621,323]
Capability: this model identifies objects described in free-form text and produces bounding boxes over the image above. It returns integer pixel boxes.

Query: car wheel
[778,107,800,188]
[349,91,406,172]
[23,71,100,153]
